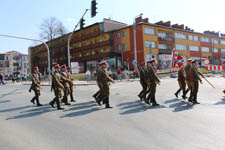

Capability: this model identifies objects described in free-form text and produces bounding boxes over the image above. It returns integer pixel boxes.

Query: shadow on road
[214,96,225,105]
[0,105,32,113]
[0,100,11,104]
[60,101,100,118]
[118,100,166,115]
[0,89,21,99]
[164,98,179,104]
[6,104,55,120]
[168,100,194,112]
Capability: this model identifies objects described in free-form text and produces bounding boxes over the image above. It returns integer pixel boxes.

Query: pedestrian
[174,62,187,99]
[67,66,76,102]
[138,62,148,101]
[93,64,102,106]
[29,66,42,106]
[184,59,192,101]
[145,59,160,106]
[116,67,122,81]
[61,65,71,105]
[86,69,91,81]
[189,60,203,104]
[49,64,65,110]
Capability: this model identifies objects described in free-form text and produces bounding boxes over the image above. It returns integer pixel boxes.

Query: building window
[189,46,199,51]
[175,32,186,39]
[221,40,225,45]
[159,44,169,49]
[158,32,166,38]
[117,33,120,38]
[201,37,209,42]
[145,41,156,48]
[118,44,121,50]
[194,36,199,41]
[144,28,155,35]
[189,35,193,40]
[213,48,218,53]
[213,39,218,44]
[176,44,186,50]
[123,32,126,37]
[123,43,127,50]
[202,47,210,52]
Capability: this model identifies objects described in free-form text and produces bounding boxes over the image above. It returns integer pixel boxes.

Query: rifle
[49,70,64,89]
[202,77,215,88]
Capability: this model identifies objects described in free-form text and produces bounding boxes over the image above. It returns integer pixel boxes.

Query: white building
[0,50,29,76]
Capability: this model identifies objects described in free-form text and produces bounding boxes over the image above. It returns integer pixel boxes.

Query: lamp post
[67,9,89,68]
[0,34,51,83]
[133,13,143,70]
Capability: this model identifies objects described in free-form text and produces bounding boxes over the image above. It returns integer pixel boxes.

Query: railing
[158,36,174,42]
[158,48,172,54]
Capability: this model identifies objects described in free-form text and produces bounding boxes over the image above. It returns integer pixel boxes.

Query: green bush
[71,73,87,81]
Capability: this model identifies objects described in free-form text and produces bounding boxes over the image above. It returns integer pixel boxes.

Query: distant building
[0,50,28,75]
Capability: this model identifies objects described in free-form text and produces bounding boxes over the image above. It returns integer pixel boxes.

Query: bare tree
[39,17,68,41]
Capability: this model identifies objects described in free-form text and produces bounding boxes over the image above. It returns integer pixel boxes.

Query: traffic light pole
[0,34,51,84]
[67,9,89,68]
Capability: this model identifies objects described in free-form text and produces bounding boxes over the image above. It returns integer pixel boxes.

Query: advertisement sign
[71,62,79,74]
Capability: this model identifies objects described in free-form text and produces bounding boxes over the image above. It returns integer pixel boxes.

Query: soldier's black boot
[138,90,144,101]
[192,94,200,104]
[70,94,75,102]
[182,90,187,99]
[93,91,100,100]
[36,96,42,107]
[175,89,181,98]
[151,96,160,106]
[56,98,64,110]
[49,98,55,108]
[223,90,225,94]
[30,96,35,105]
[105,97,113,109]
[184,89,190,96]
[64,97,71,105]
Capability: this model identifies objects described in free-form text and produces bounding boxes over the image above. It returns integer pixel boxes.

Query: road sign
[132,60,136,65]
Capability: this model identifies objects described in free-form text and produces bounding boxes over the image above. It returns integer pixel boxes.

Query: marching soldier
[189,60,202,104]
[184,59,192,101]
[93,64,102,106]
[49,64,64,110]
[67,66,75,102]
[138,62,148,101]
[175,62,187,99]
[98,61,115,108]
[29,66,42,106]
[61,65,71,105]
[145,59,160,106]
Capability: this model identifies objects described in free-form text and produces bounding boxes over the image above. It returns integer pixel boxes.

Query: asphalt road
[0,76,225,150]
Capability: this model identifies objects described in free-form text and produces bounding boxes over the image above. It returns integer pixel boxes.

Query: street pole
[212,38,214,65]
[133,13,143,71]
[0,34,51,84]
[67,9,89,68]
[120,31,124,65]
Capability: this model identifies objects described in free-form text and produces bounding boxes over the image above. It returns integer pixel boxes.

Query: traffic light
[80,18,85,29]
[91,0,97,18]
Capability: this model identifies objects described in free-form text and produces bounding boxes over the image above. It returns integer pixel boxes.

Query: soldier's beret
[33,66,39,70]
[67,66,71,70]
[141,61,146,66]
[191,60,196,63]
[187,59,192,62]
[61,65,66,69]
[54,64,60,69]
[99,61,107,66]
[147,59,155,63]
[178,62,183,67]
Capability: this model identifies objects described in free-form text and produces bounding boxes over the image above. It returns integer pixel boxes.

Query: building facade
[0,51,28,75]
[29,19,127,73]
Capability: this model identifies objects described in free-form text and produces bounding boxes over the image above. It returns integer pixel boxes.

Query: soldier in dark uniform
[174,62,187,99]
[98,61,115,108]
[61,65,71,105]
[189,60,202,104]
[29,66,42,106]
[184,59,192,101]
[67,66,75,102]
[138,62,148,101]
[145,59,160,106]
[49,64,64,110]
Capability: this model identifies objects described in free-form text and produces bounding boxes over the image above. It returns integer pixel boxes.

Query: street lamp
[133,13,143,70]
[0,34,51,83]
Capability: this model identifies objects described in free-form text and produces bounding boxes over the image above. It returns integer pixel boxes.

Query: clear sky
[0,0,225,54]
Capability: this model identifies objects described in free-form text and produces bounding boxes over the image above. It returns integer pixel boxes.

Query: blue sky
[0,0,225,54]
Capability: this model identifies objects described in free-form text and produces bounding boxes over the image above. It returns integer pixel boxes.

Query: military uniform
[184,62,192,99]
[138,63,148,101]
[61,66,71,105]
[67,67,75,102]
[49,65,64,110]
[146,60,160,106]
[30,67,42,106]
[189,62,202,104]
[175,63,187,99]
[93,66,103,105]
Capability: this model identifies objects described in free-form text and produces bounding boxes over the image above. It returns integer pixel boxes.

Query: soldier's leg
[138,82,145,100]
[142,83,148,101]
[35,90,42,106]
[192,81,200,104]
[105,96,113,109]
[184,80,191,97]
[70,88,75,102]
[175,88,181,98]
[30,96,36,105]
[181,82,187,99]
[189,81,194,102]
[62,89,71,105]
[145,87,151,104]
[150,84,159,106]
[49,97,56,108]
[56,97,64,110]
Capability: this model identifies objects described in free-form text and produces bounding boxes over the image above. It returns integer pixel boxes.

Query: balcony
[158,36,174,43]
[71,40,112,53]
[71,30,103,43]
[158,49,172,54]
